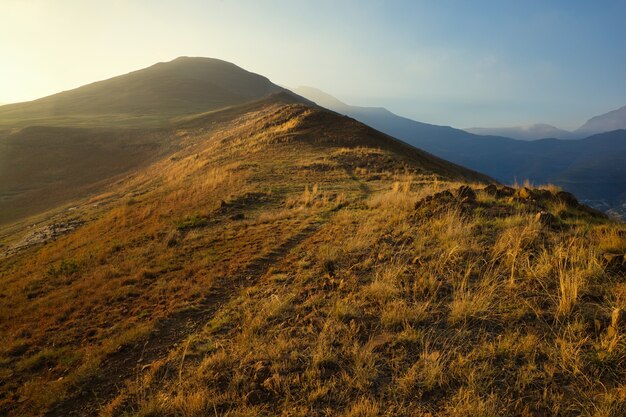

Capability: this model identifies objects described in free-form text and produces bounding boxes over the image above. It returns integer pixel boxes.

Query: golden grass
[1,102,625,417]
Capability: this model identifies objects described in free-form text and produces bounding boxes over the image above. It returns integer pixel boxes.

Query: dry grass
[0,102,625,417]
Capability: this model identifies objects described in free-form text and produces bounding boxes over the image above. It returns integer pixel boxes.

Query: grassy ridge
[0,101,624,417]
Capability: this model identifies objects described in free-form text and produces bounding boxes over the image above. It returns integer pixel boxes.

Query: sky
[1,0,626,129]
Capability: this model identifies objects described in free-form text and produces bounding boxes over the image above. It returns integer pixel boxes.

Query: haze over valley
[295,86,626,219]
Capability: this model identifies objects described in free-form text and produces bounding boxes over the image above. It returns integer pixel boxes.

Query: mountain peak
[0,57,286,128]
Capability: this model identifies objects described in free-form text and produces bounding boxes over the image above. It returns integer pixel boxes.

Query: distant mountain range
[465,124,576,140]
[294,87,626,218]
[465,105,626,140]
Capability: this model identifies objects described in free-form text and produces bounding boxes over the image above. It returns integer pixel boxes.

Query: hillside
[0,61,624,417]
[1,95,489,414]
[0,58,308,226]
[295,87,626,219]
[0,126,172,226]
[1,92,625,417]
[0,57,288,128]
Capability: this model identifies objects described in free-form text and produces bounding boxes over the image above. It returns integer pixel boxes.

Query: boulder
[482,184,498,197]
[556,191,579,207]
[603,253,626,272]
[498,186,516,198]
[533,189,552,200]
[456,185,476,202]
[518,187,534,200]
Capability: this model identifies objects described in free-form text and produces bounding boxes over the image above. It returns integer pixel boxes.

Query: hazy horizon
[2,0,626,130]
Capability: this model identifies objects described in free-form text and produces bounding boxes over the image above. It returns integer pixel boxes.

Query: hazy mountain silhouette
[465,105,626,140]
[575,105,626,137]
[465,124,575,140]
[294,87,626,217]
[0,57,290,128]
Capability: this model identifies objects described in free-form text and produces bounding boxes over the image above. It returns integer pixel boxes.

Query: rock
[415,190,455,209]
[612,308,626,330]
[535,211,555,226]
[533,189,552,200]
[230,213,245,221]
[556,191,578,206]
[482,184,498,197]
[5,219,85,256]
[483,185,517,199]
[497,186,516,198]
[518,187,534,200]
[603,253,626,272]
[456,185,476,202]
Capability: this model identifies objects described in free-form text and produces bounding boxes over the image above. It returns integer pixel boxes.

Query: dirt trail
[45,215,332,417]
[46,169,370,417]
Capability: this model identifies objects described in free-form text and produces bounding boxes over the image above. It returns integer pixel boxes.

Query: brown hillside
[0,98,624,417]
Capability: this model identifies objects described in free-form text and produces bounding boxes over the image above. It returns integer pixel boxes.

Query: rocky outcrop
[4,219,84,256]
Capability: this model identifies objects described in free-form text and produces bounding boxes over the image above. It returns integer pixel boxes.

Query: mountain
[465,123,575,140]
[0,57,289,128]
[0,58,313,226]
[575,104,626,137]
[1,59,625,417]
[295,87,626,218]
[3,64,625,417]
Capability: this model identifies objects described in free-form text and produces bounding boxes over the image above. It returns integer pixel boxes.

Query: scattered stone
[612,308,626,330]
[518,187,534,200]
[456,185,476,202]
[497,186,516,198]
[4,219,85,256]
[415,190,455,209]
[556,191,579,206]
[603,253,626,272]
[482,184,498,196]
[483,184,515,198]
[607,308,625,338]
[535,211,556,226]
[535,189,553,200]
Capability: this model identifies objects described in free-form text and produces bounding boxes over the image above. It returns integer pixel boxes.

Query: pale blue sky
[1,0,625,129]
